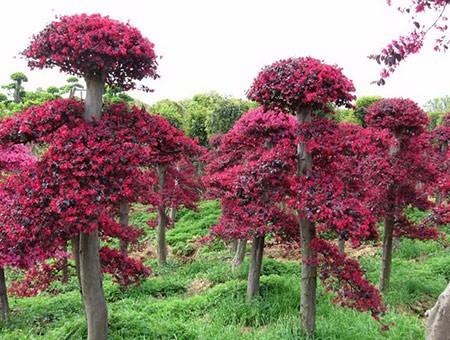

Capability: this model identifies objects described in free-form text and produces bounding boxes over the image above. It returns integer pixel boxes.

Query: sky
[0,0,449,106]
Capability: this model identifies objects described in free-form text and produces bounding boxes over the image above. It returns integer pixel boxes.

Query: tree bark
[169,207,176,222]
[380,215,395,292]
[337,239,345,255]
[80,75,108,340]
[71,236,82,294]
[13,80,21,103]
[426,281,450,340]
[232,239,247,272]
[246,236,264,302]
[119,201,129,256]
[0,267,9,320]
[231,239,238,254]
[296,107,317,338]
[61,243,69,284]
[157,164,168,265]
[80,228,108,340]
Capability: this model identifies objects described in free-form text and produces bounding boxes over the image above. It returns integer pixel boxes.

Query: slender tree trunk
[296,107,317,337]
[246,236,265,302]
[119,201,129,256]
[380,215,395,292]
[61,243,69,284]
[80,75,108,340]
[13,80,21,103]
[80,228,108,340]
[0,267,9,320]
[169,207,176,222]
[426,281,450,340]
[231,239,238,254]
[338,239,345,255]
[71,236,82,294]
[157,164,168,265]
[232,239,247,272]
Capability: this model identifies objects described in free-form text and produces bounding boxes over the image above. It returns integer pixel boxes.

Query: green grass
[0,200,447,339]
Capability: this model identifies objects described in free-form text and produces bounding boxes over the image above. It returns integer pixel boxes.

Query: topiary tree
[20,14,159,339]
[248,57,388,336]
[366,98,439,292]
[9,72,28,103]
[204,107,298,301]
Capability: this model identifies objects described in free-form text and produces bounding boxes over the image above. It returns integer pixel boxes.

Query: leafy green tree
[2,72,28,103]
[206,98,256,136]
[103,85,135,104]
[424,96,450,113]
[354,96,382,127]
[46,86,60,95]
[60,77,85,98]
[150,99,185,129]
[333,108,359,124]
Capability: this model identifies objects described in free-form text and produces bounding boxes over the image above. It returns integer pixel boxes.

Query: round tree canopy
[23,13,159,91]
[366,98,429,137]
[247,56,355,114]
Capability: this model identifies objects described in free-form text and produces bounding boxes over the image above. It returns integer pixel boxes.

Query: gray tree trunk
[71,236,82,295]
[426,282,450,340]
[337,239,345,255]
[13,80,21,103]
[61,243,69,284]
[296,107,317,338]
[230,239,238,254]
[232,239,247,272]
[79,75,108,340]
[119,201,129,256]
[0,267,9,320]
[169,207,176,222]
[157,164,168,265]
[246,236,264,302]
[380,215,395,292]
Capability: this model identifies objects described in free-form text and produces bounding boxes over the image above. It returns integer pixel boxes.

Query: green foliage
[150,99,185,129]
[424,96,450,113]
[354,96,382,126]
[10,72,28,83]
[333,108,359,124]
[103,85,135,104]
[427,111,447,130]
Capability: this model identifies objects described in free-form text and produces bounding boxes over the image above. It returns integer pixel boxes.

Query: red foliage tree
[248,57,389,336]
[0,144,35,319]
[371,0,450,84]
[18,14,159,339]
[366,98,439,291]
[204,107,298,300]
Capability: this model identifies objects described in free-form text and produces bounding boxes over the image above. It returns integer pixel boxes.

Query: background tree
[354,96,383,127]
[204,107,298,301]
[366,98,439,292]
[150,99,185,129]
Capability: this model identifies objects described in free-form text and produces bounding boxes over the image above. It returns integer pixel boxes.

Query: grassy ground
[0,200,448,339]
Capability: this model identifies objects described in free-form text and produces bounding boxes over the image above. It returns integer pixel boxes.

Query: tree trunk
[169,207,176,222]
[80,75,108,340]
[296,107,317,337]
[13,80,21,103]
[71,236,82,294]
[119,201,129,256]
[246,236,264,302]
[61,243,69,284]
[232,239,247,272]
[80,228,108,340]
[157,164,168,265]
[0,267,9,320]
[380,215,395,292]
[426,281,450,340]
[231,239,238,254]
[338,239,345,255]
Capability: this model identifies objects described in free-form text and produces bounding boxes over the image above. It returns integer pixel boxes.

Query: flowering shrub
[247,57,355,113]
[23,14,159,91]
